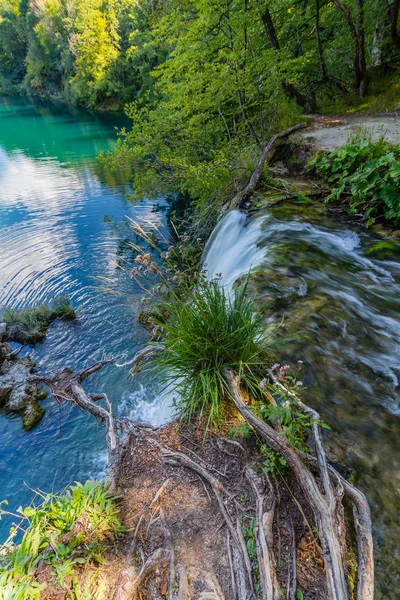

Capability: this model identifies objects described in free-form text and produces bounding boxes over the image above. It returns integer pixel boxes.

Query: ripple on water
[0,97,169,537]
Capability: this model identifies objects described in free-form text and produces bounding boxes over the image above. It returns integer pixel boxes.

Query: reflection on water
[0,96,172,537]
[203,206,400,598]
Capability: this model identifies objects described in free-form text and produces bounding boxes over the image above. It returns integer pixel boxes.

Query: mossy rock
[2,296,75,344]
[22,399,45,431]
[365,240,400,260]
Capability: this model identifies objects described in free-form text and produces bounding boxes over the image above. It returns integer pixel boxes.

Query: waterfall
[201,209,267,290]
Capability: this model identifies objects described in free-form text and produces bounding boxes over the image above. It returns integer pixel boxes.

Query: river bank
[1,100,399,598]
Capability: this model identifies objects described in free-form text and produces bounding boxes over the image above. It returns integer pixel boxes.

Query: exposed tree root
[222,368,374,600]
[31,360,374,600]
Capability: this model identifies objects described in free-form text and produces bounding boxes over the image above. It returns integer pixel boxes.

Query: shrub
[151,276,276,428]
[308,136,400,226]
[0,481,122,600]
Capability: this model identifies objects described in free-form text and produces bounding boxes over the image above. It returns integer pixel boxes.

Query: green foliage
[151,276,275,429]
[260,445,288,476]
[309,136,400,226]
[2,296,75,342]
[0,481,122,600]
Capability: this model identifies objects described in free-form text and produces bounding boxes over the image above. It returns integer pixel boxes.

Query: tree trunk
[333,0,369,96]
[390,0,400,54]
[316,0,328,82]
[261,7,316,112]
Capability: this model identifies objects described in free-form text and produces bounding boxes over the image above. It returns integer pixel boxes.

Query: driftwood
[222,369,374,600]
[233,123,307,208]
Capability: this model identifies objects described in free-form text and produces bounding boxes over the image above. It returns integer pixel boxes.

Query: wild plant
[0,481,122,600]
[308,134,400,226]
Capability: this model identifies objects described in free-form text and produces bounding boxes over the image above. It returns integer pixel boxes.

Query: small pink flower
[296,381,303,387]
[297,360,304,365]
[135,255,143,263]
[260,378,267,389]
[272,363,280,372]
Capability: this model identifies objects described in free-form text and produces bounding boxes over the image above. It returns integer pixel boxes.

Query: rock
[5,321,46,344]
[22,400,45,431]
[0,386,12,408]
[365,240,400,260]
[0,355,46,428]
[0,342,11,363]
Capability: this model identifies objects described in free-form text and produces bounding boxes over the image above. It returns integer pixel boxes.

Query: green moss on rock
[2,296,75,344]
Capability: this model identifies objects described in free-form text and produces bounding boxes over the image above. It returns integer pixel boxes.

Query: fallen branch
[233,123,307,208]
[29,360,125,491]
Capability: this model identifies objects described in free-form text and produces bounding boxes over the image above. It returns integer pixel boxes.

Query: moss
[365,240,400,260]
[22,400,45,431]
[2,296,75,344]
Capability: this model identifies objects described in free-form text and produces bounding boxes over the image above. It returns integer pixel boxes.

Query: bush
[151,277,275,428]
[0,481,122,600]
[308,136,400,226]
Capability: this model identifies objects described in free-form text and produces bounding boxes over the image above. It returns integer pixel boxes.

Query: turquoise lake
[0,96,171,537]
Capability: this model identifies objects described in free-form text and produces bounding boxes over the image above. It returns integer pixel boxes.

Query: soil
[36,420,328,599]
[296,114,400,150]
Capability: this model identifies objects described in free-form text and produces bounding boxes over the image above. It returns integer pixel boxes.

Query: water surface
[203,206,400,598]
[0,96,171,537]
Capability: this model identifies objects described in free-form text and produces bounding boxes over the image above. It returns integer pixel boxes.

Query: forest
[1,0,400,227]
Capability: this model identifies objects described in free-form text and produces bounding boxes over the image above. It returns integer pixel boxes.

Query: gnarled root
[222,368,374,600]
[158,445,255,600]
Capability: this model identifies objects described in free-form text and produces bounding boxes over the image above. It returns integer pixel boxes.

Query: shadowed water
[0,96,172,537]
[203,207,400,598]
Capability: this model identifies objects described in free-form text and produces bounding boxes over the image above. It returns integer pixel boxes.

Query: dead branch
[129,344,164,375]
[233,123,307,208]
[29,361,125,492]
[279,381,374,600]
[222,369,373,600]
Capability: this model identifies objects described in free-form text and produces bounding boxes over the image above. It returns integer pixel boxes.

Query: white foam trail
[121,383,174,427]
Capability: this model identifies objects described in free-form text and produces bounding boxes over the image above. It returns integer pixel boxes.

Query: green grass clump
[308,135,400,226]
[2,296,75,343]
[0,481,123,600]
[151,277,275,428]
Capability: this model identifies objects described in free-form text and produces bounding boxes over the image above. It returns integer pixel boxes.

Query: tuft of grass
[0,481,123,600]
[2,296,75,343]
[151,276,276,429]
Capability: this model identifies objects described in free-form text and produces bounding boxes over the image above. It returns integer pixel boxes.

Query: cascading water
[203,203,400,597]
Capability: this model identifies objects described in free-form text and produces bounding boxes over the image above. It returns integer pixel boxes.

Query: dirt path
[297,114,400,149]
